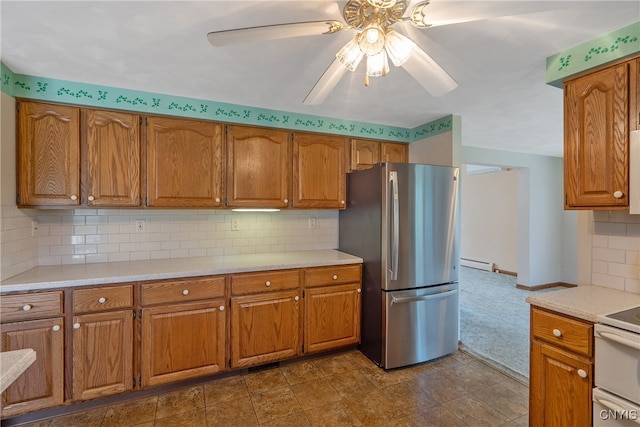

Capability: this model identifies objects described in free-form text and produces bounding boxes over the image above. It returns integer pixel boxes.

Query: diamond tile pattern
[17,350,529,427]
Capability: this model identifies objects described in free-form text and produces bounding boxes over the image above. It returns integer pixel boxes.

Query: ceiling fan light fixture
[366,0,397,8]
[409,1,432,28]
[366,49,389,77]
[384,30,415,66]
[336,36,364,71]
[358,24,386,56]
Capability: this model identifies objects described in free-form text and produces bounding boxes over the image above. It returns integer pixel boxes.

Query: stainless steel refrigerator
[339,162,460,369]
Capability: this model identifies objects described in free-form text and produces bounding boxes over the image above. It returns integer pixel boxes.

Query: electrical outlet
[231,218,240,231]
[135,220,145,233]
[308,217,317,229]
[31,221,38,237]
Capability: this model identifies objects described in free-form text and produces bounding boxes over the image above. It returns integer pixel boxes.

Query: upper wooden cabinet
[83,109,141,207]
[226,125,291,208]
[350,139,408,171]
[564,57,637,209]
[381,142,408,163]
[17,102,81,207]
[293,133,348,209]
[146,116,223,207]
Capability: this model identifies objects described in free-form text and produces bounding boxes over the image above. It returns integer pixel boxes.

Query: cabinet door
[17,102,80,207]
[72,310,133,401]
[226,125,291,208]
[293,133,347,209]
[1,318,64,417]
[146,116,223,207]
[564,61,629,208]
[381,142,408,163]
[141,300,226,387]
[230,290,300,368]
[305,283,361,354]
[529,340,592,427]
[84,110,141,207]
[350,139,380,171]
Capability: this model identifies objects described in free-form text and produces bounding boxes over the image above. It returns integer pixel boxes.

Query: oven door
[595,323,640,404]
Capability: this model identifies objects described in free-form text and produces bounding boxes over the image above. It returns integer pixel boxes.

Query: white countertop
[0,250,363,293]
[0,349,36,393]
[526,285,640,322]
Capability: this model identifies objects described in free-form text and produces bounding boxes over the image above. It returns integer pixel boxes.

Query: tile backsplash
[591,211,640,293]
[1,206,338,280]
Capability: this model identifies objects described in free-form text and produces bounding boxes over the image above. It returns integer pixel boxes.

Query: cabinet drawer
[531,307,593,357]
[304,264,361,288]
[231,270,299,295]
[73,285,133,313]
[141,276,225,306]
[1,291,63,322]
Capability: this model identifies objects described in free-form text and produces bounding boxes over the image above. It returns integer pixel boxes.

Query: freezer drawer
[383,283,458,369]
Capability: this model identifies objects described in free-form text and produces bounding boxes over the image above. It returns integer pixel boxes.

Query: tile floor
[14,350,529,427]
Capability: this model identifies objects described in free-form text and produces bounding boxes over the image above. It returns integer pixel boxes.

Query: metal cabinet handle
[73,323,81,329]
[52,325,61,332]
[22,304,32,311]
[577,369,587,378]
[265,281,271,287]
[182,289,189,296]
[613,191,624,199]
[552,329,562,337]
[98,297,106,304]
[88,195,95,201]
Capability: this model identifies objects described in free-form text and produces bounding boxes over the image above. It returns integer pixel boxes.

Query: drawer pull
[88,195,95,202]
[52,325,61,332]
[284,199,288,204]
[73,323,81,329]
[357,288,361,293]
[22,304,32,311]
[552,328,562,337]
[215,197,221,203]
[70,195,78,201]
[577,369,587,379]
[182,289,189,296]
[265,281,271,287]
[613,190,624,199]
[219,306,225,311]
[98,297,106,304]
[294,296,299,301]
[333,275,338,280]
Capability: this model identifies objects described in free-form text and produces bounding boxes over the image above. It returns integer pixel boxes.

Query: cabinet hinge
[228,358,232,367]
[139,309,143,318]
[132,378,136,388]
[139,375,142,386]
[132,309,136,319]
[15,102,20,113]
[302,344,304,353]
[144,117,148,126]
[139,116,142,126]
[302,290,305,298]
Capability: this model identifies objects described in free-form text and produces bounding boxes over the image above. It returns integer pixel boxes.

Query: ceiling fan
[207,0,459,105]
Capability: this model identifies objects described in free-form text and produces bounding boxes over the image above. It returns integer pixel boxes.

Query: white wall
[460,166,519,273]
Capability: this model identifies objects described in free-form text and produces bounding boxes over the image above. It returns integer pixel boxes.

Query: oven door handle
[593,395,640,425]
[596,330,640,351]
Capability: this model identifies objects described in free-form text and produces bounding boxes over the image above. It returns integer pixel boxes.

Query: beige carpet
[459,266,562,384]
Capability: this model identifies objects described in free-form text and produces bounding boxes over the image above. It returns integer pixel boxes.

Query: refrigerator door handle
[389,171,399,281]
[390,289,457,305]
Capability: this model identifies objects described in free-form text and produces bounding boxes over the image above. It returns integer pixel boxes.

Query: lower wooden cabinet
[72,310,133,400]
[529,307,594,427]
[230,290,301,368]
[141,300,226,387]
[1,317,65,417]
[139,276,227,387]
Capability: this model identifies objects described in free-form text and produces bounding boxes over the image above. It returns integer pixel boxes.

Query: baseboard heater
[460,258,494,272]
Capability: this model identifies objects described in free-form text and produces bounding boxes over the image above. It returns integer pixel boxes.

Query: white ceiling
[2,1,639,157]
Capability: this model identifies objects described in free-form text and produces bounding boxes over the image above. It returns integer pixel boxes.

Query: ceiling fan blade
[401,45,457,97]
[207,21,345,47]
[304,57,348,105]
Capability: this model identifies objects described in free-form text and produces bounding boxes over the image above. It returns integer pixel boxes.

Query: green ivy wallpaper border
[1,63,451,143]
[546,21,639,87]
